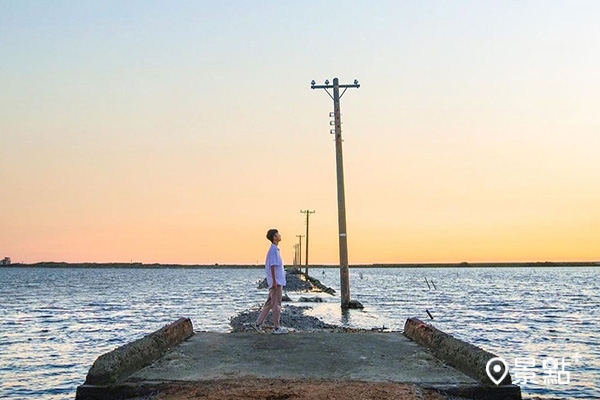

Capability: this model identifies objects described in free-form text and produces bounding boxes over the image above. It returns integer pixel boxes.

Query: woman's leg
[256,288,274,325]
[271,285,283,328]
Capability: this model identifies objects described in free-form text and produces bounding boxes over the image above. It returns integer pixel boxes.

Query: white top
[265,243,286,287]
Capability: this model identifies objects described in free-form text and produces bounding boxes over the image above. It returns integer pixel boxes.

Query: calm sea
[0,266,598,399]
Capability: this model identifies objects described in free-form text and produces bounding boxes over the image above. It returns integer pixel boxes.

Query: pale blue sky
[1,1,599,263]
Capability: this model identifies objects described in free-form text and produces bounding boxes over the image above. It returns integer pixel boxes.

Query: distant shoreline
[2,261,599,269]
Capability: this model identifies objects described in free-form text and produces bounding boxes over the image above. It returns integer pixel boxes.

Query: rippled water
[0,266,598,399]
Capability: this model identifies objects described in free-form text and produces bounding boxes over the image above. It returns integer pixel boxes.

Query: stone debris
[257,271,312,291]
[298,296,323,303]
[230,305,332,332]
[257,268,335,294]
[230,305,366,333]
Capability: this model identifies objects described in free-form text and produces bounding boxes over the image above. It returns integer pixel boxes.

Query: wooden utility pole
[296,234,305,266]
[293,244,299,266]
[300,209,315,275]
[310,77,362,309]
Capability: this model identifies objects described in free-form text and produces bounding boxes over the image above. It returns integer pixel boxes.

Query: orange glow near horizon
[1,2,599,265]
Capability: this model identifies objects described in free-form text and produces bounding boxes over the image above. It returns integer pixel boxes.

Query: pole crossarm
[311,84,360,89]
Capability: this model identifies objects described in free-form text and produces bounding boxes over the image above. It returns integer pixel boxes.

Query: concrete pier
[76,318,521,400]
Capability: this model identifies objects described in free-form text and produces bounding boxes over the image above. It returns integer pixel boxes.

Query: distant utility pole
[293,244,299,266]
[311,77,362,310]
[296,234,305,266]
[300,209,315,275]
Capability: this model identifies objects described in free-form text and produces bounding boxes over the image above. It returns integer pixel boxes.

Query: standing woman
[253,228,288,334]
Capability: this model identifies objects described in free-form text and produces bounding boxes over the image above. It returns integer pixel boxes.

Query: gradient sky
[1,1,599,264]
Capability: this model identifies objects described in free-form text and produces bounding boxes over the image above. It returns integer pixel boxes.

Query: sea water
[0,266,598,399]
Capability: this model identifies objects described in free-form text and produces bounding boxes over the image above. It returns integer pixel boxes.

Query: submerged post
[310,77,362,309]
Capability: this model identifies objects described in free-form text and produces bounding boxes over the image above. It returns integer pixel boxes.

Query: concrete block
[84,317,193,386]
[403,317,511,386]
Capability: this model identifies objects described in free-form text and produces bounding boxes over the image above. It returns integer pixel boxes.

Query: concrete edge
[425,384,522,400]
[403,317,513,387]
[82,317,194,386]
[76,382,166,400]
[77,380,521,400]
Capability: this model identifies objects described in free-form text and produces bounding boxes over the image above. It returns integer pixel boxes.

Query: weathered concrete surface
[404,317,513,386]
[83,317,193,386]
[129,332,473,385]
[77,318,522,400]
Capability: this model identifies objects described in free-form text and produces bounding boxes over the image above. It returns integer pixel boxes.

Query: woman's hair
[266,228,279,243]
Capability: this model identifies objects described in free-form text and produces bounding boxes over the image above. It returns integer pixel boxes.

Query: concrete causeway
[76,318,522,400]
[130,331,473,384]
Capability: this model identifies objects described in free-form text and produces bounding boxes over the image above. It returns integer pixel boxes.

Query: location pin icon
[486,357,509,385]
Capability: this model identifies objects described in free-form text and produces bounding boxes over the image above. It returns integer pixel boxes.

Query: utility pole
[293,244,299,266]
[310,77,363,309]
[296,234,305,266]
[300,209,315,276]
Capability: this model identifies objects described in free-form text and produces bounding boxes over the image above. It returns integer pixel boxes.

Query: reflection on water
[0,266,598,399]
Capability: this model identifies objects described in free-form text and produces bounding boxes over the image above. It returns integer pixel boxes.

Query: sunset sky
[1,1,599,264]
